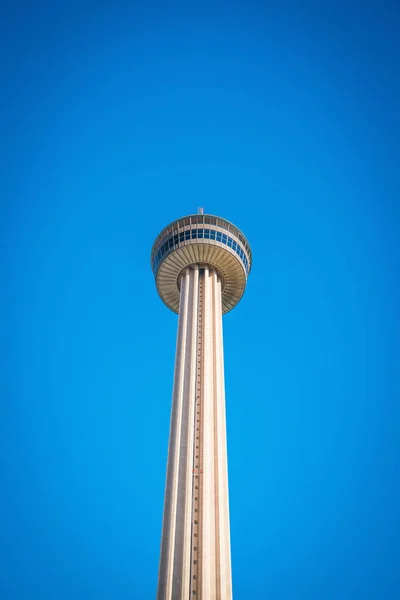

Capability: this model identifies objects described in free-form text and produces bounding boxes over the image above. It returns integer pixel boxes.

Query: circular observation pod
[151,214,252,314]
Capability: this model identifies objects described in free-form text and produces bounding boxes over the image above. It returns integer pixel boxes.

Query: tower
[151,212,252,599]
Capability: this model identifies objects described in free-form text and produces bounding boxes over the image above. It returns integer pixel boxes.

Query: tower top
[151,213,252,314]
[198,207,204,215]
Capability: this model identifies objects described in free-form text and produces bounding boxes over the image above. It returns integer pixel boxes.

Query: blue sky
[1,1,399,598]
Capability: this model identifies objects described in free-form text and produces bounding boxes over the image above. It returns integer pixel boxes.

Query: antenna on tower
[198,207,204,215]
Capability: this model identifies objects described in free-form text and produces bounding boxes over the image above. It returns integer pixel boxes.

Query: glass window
[185,230,191,240]
[192,229,198,239]
[204,229,210,239]
[205,216,211,224]
[210,230,216,240]
[169,238,174,249]
[222,234,227,244]
[227,237,232,247]
[173,234,178,245]
[236,246,240,255]
[232,241,237,251]
[179,232,185,242]
[198,229,204,238]
[216,231,222,242]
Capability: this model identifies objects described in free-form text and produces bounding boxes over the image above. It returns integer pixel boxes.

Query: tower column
[158,267,199,600]
[157,266,232,600]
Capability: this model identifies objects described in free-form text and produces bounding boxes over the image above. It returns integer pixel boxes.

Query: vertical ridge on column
[190,267,202,598]
[201,267,216,599]
[212,271,221,598]
[172,267,199,597]
[182,266,199,597]
[214,272,232,599]
[157,268,190,599]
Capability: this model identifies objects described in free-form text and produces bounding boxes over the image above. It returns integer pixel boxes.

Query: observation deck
[151,213,252,314]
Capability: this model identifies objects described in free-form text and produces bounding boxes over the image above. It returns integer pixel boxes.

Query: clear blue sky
[1,1,399,598]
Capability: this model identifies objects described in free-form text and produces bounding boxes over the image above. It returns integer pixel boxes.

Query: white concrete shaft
[157,265,232,600]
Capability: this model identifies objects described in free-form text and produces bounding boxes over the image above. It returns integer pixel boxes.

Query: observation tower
[151,210,252,600]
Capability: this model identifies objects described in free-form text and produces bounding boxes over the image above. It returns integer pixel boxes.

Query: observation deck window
[153,225,250,276]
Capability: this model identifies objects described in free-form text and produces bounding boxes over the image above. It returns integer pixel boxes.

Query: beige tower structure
[151,212,252,599]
